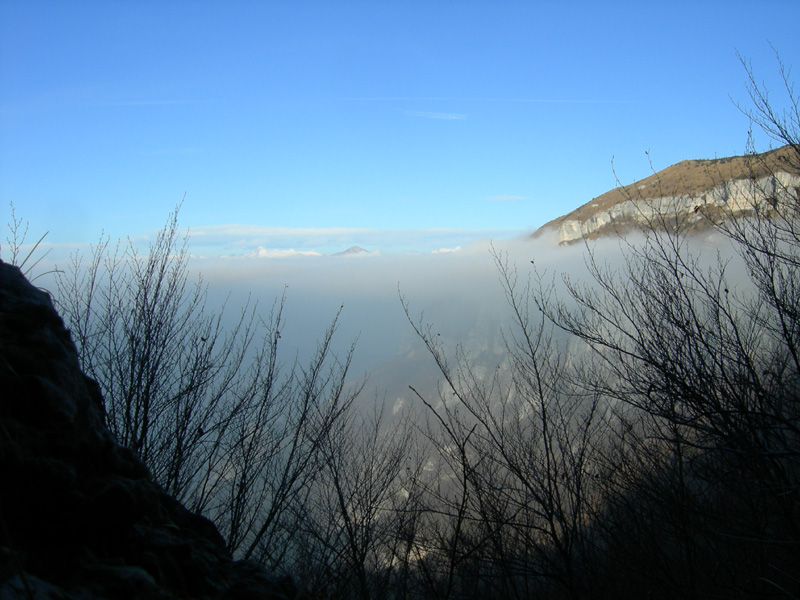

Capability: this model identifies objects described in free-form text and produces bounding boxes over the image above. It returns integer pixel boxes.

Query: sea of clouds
[25,224,745,417]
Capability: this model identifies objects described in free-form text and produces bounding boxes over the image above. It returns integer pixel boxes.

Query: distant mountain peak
[331,246,370,256]
[535,145,800,244]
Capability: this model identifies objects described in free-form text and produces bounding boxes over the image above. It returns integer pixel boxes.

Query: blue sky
[2,0,799,256]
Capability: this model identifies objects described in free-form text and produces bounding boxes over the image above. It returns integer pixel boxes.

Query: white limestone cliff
[553,171,800,244]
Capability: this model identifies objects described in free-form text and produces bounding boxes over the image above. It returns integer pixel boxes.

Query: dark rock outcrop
[0,262,299,599]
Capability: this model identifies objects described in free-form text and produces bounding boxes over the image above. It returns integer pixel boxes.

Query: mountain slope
[535,145,800,243]
[332,245,370,256]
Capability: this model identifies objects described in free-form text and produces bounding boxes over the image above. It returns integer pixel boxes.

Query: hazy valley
[5,142,800,599]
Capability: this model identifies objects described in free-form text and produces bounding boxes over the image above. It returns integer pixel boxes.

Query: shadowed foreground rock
[0,262,300,599]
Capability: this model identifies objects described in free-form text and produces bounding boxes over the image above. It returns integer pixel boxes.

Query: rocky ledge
[550,172,800,244]
[535,145,800,244]
[0,262,300,599]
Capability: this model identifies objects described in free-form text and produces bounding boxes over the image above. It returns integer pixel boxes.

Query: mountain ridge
[535,145,800,243]
[332,245,370,256]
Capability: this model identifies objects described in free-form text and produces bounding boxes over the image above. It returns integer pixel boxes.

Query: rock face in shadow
[0,262,299,599]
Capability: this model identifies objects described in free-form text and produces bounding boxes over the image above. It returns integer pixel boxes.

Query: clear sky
[1,0,798,256]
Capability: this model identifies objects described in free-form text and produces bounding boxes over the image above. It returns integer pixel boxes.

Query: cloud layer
[185,225,523,257]
[190,234,587,377]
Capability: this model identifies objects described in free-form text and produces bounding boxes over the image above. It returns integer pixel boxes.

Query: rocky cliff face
[536,145,800,244]
[0,262,299,599]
